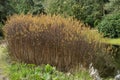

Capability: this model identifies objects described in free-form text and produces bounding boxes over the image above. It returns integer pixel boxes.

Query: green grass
[0,45,9,73]
[8,63,92,80]
[89,30,120,45]
[102,38,120,45]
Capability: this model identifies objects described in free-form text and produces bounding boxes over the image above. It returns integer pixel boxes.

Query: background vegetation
[0,0,120,79]
[98,12,120,38]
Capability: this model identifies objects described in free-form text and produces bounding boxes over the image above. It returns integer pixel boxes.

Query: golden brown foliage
[4,14,102,71]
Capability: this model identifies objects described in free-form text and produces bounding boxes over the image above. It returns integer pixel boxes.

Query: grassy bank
[104,38,120,45]
[90,30,120,45]
[89,30,120,45]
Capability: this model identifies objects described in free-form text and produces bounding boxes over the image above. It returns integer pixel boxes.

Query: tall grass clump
[4,14,103,71]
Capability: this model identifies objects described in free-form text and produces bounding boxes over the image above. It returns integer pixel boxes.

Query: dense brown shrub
[4,14,103,71]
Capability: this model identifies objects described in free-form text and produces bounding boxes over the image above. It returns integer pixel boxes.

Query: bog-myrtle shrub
[4,14,104,71]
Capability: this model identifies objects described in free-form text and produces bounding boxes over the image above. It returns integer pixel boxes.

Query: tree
[43,0,75,17]
[72,0,109,27]
[43,0,109,27]
[10,0,45,15]
[105,0,120,13]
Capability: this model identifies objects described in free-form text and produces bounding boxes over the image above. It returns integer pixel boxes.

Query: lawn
[102,38,120,45]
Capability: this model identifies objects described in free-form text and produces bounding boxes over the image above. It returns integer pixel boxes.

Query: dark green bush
[98,12,120,38]
[0,22,3,37]
[0,0,14,37]
[0,0,13,22]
